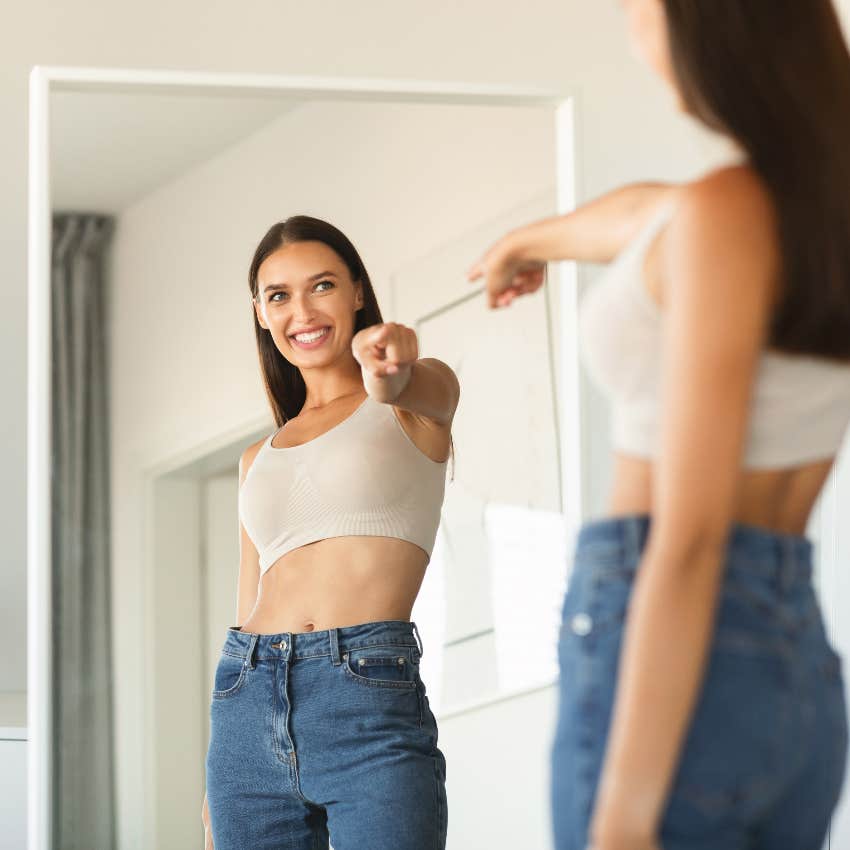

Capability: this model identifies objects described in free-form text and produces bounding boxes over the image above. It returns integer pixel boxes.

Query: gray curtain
[51,214,116,850]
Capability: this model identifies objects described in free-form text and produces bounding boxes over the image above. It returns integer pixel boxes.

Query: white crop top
[239,394,448,575]
[578,198,850,469]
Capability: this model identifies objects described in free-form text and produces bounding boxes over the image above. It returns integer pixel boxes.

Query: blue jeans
[205,619,447,850]
[552,514,848,850]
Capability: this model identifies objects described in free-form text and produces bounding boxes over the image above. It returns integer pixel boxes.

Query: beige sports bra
[238,394,448,574]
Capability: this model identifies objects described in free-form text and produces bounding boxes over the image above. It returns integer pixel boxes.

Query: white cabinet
[0,729,27,850]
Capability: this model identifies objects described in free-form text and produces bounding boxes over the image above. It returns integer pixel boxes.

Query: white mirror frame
[28,65,584,850]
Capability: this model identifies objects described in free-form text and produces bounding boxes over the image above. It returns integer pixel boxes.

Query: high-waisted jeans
[552,514,848,850]
[205,619,447,850]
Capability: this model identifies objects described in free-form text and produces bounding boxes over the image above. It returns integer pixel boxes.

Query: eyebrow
[263,271,338,293]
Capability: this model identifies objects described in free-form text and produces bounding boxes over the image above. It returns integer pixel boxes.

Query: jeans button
[571,613,593,636]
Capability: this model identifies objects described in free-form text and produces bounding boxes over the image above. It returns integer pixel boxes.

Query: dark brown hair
[662,0,850,359]
[248,214,455,476]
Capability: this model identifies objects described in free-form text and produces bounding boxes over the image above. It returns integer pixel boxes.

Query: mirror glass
[48,83,568,847]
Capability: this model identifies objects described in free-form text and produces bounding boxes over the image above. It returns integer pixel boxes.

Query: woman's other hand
[202,793,214,849]
[467,234,547,309]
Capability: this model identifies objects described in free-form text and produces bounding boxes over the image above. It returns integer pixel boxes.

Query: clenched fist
[352,323,418,379]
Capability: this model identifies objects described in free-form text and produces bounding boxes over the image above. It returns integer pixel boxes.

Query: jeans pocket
[211,651,249,699]
[342,643,419,690]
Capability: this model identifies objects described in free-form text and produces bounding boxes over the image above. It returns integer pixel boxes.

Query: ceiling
[50,89,301,214]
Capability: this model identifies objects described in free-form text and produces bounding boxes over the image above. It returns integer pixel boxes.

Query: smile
[290,326,331,348]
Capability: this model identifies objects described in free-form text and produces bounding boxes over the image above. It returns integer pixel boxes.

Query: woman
[469,1,850,848]
[202,215,458,850]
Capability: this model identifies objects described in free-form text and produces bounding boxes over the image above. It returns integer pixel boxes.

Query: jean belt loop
[412,621,424,660]
[246,633,259,670]
[329,627,342,666]
[623,517,639,565]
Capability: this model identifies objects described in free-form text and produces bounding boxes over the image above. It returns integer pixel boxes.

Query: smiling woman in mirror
[202,215,458,850]
[469,1,850,849]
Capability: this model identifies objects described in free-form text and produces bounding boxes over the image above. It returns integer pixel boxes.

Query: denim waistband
[220,618,424,666]
[576,513,813,586]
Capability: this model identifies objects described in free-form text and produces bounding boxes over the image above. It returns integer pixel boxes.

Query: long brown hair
[248,215,455,476]
[248,215,384,425]
[662,0,850,359]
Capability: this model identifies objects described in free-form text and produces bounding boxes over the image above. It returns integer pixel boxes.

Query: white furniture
[0,727,27,850]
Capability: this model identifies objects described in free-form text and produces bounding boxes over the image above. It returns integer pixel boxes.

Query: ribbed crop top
[578,198,850,469]
[238,394,449,575]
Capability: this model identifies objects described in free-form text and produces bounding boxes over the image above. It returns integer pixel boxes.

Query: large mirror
[30,69,582,849]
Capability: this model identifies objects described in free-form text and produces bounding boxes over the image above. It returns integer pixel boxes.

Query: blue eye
[270,280,334,302]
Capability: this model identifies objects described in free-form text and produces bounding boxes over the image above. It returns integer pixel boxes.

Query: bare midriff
[606,453,836,536]
[238,536,429,635]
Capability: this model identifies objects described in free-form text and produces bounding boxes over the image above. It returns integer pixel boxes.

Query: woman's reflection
[202,215,459,850]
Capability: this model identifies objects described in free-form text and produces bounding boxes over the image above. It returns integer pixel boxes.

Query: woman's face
[620,0,685,110]
[254,240,364,370]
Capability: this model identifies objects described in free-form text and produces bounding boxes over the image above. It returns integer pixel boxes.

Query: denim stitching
[341,658,418,690]
[341,646,419,689]
[211,657,249,698]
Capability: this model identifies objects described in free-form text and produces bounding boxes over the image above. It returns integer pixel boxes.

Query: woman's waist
[247,543,427,633]
[566,514,827,645]
[573,512,815,599]
[222,617,422,661]
[608,452,832,535]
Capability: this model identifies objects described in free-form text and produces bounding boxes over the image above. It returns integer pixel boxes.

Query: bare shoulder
[239,436,267,485]
[674,165,778,248]
[666,164,781,303]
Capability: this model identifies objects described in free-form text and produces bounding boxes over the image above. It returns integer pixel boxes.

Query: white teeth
[293,328,329,343]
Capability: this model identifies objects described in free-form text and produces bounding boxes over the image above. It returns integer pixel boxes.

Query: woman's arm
[353,324,460,426]
[589,167,779,848]
[503,181,677,265]
[235,440,263,626]
[467,181,677,308]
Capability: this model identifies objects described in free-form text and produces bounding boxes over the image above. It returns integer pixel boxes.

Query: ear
[354,281,364,310]
[253,295,269,330]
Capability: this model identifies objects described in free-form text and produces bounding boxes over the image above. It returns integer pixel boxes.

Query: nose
[289,291,317,323]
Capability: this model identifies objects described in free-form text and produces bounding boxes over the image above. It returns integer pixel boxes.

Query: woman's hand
[466,233,547,309]
[352,323,418,401]
[352,322,417,377]
[201,793,214,850]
